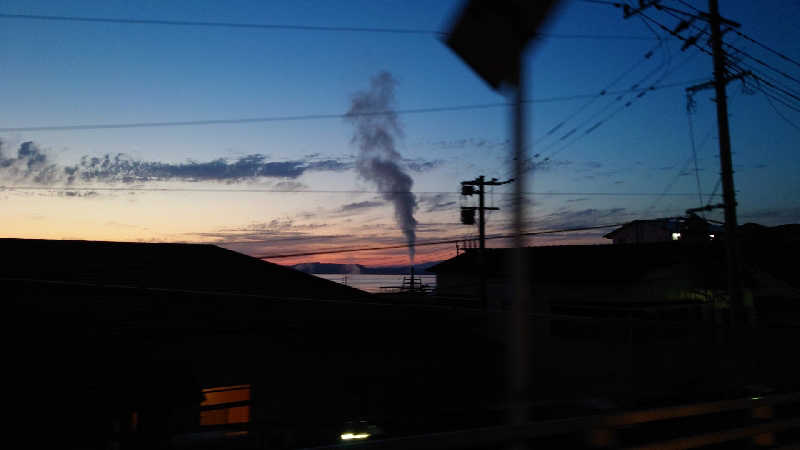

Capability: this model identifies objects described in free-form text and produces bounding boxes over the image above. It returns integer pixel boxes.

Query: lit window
[200,384,251,426]
[672,232,681,241]
[341,433,371,440]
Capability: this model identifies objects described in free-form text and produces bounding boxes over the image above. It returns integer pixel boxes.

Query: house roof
[428,242,730,286]
[602,218,682,239]
[0,238,366,300]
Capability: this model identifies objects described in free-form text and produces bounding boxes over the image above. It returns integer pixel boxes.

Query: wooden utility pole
[709,0,745,323]
[461,176,511,308]
[625,0,748,325]
[461,176,510,249]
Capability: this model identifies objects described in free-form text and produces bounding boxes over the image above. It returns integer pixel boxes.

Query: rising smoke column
[345,72,418,262]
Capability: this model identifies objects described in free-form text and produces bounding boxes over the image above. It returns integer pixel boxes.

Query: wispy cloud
[419,193,458,213]
[273,180,308,191]
[340,201,384,212]
[405,158,444,173]
[426,137,509,151]
[72,153,350,183]
[0,139,352,186]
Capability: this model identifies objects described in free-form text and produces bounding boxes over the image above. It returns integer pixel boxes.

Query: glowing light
[341,433,371,440]
[752,396,762,400]
[709,234,715,238]
[672,232,681,241]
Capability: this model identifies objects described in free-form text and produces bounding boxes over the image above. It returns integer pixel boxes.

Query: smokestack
[346,72,418,262]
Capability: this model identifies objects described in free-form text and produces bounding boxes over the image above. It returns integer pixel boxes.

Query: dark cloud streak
[0,138,351,185]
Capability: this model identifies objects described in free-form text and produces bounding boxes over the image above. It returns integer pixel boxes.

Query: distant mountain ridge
[291,261,439,275]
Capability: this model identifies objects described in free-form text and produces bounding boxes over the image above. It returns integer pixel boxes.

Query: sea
[316,273,436,293]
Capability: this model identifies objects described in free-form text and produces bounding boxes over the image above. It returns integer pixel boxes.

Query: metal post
[509,54,530,448]
[709,0,745,324]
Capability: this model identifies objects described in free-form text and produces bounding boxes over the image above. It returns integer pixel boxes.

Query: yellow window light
[341,432,371,440]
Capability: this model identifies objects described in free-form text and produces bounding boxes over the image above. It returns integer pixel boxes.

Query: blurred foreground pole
[444,2,560,448]
[509,54,530,449]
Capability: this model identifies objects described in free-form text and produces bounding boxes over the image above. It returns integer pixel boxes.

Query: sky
[0,0,798,266]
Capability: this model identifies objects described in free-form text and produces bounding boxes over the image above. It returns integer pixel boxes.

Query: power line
[760,88,800,132]
[686,105,704,208]
[729,60,800,101]
[0,12,442,35]
[637,10,712,58]
[0,185,720,197]
[534,41,666,147]
[706,177,721,206]
[0,80,702,132]
[751,73,800,104]
[732,29,800,70]
[657,5,800,89]
[726,43,800,85]
[0,12,658,40]
[256,223,629,259]
[671,0,700,14]
[655,5,800,90]
[646,122,715,214]
[536,41,707,163]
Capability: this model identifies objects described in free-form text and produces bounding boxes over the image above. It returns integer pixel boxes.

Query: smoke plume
[345,72,418,262]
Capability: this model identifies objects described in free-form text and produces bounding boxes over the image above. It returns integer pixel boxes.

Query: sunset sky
[1,0,798,266]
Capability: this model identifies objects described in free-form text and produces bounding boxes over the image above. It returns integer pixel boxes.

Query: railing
[301,392,800,449]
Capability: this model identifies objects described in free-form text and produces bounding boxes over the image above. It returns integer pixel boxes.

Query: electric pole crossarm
[686,71,751,94]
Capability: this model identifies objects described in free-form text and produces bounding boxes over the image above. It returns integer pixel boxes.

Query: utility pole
[461,176,512,309]
[461,176,512,250]
[708,0,746,324]
[623,0,748,325]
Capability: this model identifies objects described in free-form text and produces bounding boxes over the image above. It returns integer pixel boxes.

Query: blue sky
[0,0,798,265]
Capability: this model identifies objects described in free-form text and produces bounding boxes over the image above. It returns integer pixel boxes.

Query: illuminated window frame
[199,384,252,427]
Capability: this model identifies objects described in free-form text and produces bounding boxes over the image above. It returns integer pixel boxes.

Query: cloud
[72,153,350,183]
[520,157,572,174]
[427,137,509,151]
[0,141,62,184]
[405,158,444,173]
[58,190,99,198]
[529,207,630,231]
[340,201,384,212]
[273,180,308,191]
[0,139,352,186]
[419,193,458,213]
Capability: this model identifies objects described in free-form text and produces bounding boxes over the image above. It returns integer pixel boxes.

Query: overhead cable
[256,223,629,259]
[0,185,720,197]
[0,12,657,40]
[0,80,702,132]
